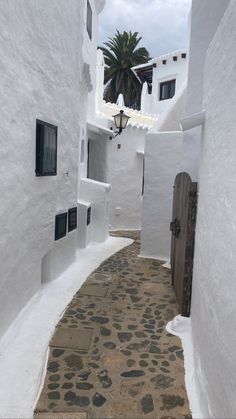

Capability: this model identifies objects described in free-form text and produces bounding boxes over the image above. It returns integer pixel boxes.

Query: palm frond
[99,30,150,109]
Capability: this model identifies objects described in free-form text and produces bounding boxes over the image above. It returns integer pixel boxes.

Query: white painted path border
[0,236,132,419]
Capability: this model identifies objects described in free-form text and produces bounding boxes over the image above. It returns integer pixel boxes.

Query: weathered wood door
[170,172,198,317]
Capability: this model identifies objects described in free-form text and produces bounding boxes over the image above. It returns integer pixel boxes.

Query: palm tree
[100,30,150,109]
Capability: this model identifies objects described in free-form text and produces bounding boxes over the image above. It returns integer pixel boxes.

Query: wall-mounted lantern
[112,110,130,137]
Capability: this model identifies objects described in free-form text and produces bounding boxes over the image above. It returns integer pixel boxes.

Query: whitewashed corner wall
[140,132,185,261]
[157,83,187,132]
[0,0,102,338]
[190,1,236,417]
[185,0,230,117]
[79,178,111,243]
[181,0,231,182]
[107,126,147,231]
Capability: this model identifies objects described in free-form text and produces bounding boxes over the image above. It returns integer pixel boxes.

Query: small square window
[159,79,176,101]
[55,213,67,240]
[35,119,57,176]
[87,0,92,40]
[87,206,91,226]
[68,207,77,232]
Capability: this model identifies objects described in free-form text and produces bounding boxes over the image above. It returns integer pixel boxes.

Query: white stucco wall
[153,54,187,115]
[140,132,185,260]
[140,52,188,115]
[79,178,111,243]
[107,125,147,230]
[95,49,105,113]
[157,82,187,132]
[181,0,230,183]
[139,54,192,260]
[140,83,199,261]
[190,2,236,417]
[84,0,103,120]
[87,135,108,183]
[90,83,157,232]
[185,0,230,117]
[140,0,230,262]
[0,0,103,338]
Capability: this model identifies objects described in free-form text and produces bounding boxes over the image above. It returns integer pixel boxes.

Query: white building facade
[140,0,236,417]
[84,49,157,231]
[90,47,188,232]
[0,0,110,339]
[95,100,157,230]
[133,50,188,115]
[186,1,236,417]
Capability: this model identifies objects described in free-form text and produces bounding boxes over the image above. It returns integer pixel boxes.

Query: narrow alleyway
[35,232,191,419]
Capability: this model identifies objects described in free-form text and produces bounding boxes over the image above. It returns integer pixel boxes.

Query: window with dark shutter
[68,207,77,232]
[87,207,91,226]
[87,0,92,40]
[35,120,57,176]
[159,79,176,101]
[55,213,67,240]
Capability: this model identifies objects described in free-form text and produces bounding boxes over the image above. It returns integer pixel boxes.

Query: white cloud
[98,0,192,57]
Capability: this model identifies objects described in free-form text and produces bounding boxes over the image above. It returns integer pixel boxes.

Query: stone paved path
[35,231,191,419]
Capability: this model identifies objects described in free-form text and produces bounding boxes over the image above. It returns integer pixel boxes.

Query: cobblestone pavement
[35,231,191,419]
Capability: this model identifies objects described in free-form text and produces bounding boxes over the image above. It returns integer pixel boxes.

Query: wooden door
[170,172,198,317]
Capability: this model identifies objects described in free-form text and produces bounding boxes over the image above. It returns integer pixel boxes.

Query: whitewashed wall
[185,0,230,117]
[190,1,236,417]
[95,49,105,113]
[78,0,104,180]
[141,53,188,115]
[0,0,104,338]
[181,0,230,181]
[88,136,108,183]
[140,132,185,260]
[84,0,102,120]
[140,0,230,262]
[79,178,111,243]
[157,83,187,132]
[107,125,147,230]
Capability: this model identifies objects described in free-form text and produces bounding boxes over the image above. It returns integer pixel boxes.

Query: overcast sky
[98,0,192,58]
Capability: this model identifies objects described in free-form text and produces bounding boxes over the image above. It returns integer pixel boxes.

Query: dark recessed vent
[87,0,92,40]
[35,119,57,176]
[162,59,167,65]
[68,207,77,232]
[173,56,177,61]
[181,53,187,59]
[55,213,67,240]
[87,207,91,226]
